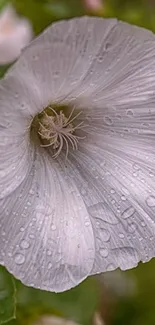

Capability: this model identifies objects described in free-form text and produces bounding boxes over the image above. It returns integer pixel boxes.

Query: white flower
[83,0,104,11]
[0,4,33,64]
[0,16,155,293]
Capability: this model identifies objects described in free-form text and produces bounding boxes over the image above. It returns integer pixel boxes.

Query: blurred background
[1,0,155,324]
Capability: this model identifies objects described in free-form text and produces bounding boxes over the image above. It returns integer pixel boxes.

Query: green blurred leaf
[15,277,100,325]
[12,0,85,35]
[46,0,84,18]
[12,0,55,34]
[0,266,16,324]
[4,320,18,325]
[0,0,9,11]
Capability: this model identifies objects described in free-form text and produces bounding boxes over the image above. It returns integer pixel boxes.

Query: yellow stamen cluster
[38,106,85,158]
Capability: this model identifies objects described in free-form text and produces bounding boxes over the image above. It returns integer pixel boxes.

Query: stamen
[62,134,69,159]
[38,106,86,158]
[64,110,82,127]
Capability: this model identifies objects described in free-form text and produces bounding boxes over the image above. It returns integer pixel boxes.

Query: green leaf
[15,277,100,325]
[0,0,9,11]
[12,0,55,34]
[4,320,18,325]
[0,266,16,324]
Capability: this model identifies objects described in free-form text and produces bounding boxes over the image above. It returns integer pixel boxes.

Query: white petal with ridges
[0,77,37,198]
[0,147,95,292]
[68,136,155,275]
[7,17,155,110]
[6,17,118,107]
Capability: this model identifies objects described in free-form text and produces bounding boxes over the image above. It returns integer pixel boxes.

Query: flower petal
[68,134,155,275]
[0,148,95,292]
[0,5,33,64]
[0,77,37,198]
[7,17,118,107]
[70,20,155,104]
[6,16,155,110]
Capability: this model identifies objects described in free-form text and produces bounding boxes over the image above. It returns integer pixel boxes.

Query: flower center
[36,105,85,158]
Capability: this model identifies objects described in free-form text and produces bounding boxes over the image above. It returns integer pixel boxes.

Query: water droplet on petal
[106,263,115,271]
[85,221,90,227]
[100,248,108,257]
[149,171,154,177]
[121,195,126,201]
[15,253,25,265]
[122,207,135,219]
[20,240,30,249]
[47,262,52,269]
[96,221,100,228]
[98,56,103,62]
[146,195,155,207]
[89,203,118,224]
[80,188,87,196]
[100,161,105,167]
[105,42,112,50]
[133,163,139,170]
[51,224,56,231]
[127,222,137,233]
[19,272,25,279]
[29,189,35,195]
[104,116,113,125]
[116,114,121,119]
[102,229,111,242]
[119,233,125,239]
[126,110,134,117]
[29,234,35,239]
[122,187,130,195]
[47,250,52,256]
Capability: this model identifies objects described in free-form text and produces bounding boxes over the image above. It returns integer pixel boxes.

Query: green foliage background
[1,1,155,324]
